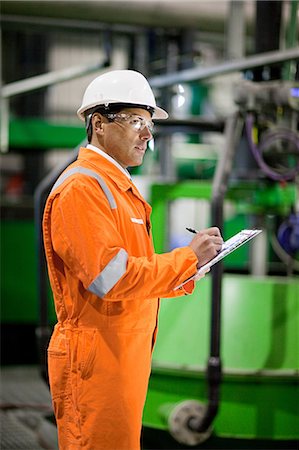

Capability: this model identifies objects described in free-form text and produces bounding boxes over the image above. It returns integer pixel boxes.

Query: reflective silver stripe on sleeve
[88,248,128,297]
[51,167,117,209]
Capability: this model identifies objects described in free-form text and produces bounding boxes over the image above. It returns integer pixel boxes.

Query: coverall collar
[86,144,132,180]
[78,147,136,193]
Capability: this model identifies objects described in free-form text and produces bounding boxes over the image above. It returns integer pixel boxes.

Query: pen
[186,227,198,234]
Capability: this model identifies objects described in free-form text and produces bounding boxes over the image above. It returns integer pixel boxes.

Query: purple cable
[245,113,299,181]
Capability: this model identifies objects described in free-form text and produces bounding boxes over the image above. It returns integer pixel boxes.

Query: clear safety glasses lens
[106,113,154,133]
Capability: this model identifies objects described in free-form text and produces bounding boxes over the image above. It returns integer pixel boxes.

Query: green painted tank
[143,275,299,442]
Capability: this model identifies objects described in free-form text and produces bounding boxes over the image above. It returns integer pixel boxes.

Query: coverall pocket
[48,337,82,447]
[48,335,70,400]
[79,330,97,380]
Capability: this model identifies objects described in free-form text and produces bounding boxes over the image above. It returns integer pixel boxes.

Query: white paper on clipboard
[175,229,262,290]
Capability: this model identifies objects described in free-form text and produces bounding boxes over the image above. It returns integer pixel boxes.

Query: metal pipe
[1,58,110,152]
[2,59,110,98]
[149,47,299,88]
[188,112,243,433]
[0,96,9,152]
[283,0,299,80]
[2,38,297,101]
[2,14,229,50]
[1,13,146,34]
[286,1,298,49]
[226,0,245,60]
[253,0,282,81]
[0,23,10,153]
[250,230,268,276]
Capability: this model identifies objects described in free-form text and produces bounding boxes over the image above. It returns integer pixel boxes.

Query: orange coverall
[43,147,198,450]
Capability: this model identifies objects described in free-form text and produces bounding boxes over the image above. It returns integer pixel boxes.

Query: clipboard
[175,229,262,290]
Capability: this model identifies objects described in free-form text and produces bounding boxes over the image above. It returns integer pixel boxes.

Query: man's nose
[140,126,152,140]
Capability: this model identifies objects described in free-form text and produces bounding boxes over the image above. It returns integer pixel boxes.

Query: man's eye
[129,118,141,125]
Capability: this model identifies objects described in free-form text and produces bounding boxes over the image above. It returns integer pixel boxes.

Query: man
[43,69,223,450]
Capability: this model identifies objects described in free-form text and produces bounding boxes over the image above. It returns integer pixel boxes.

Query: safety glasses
[105,113,154,133]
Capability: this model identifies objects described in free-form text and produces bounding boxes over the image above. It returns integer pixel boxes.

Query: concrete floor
[1,366,297,450]
[0,366,58,450]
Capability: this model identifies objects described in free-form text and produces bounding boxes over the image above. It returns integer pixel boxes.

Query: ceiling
[1,0,256,31]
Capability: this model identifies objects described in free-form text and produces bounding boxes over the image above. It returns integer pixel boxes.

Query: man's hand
[188,227,223,268]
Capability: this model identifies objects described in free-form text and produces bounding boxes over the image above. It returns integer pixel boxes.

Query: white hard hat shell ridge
[77,69,168,121]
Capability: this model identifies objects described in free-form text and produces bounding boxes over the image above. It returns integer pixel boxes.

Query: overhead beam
[2,59,109,98]
[149,47,299,88]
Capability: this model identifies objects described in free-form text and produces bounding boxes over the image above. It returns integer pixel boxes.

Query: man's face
[93,107,153,169]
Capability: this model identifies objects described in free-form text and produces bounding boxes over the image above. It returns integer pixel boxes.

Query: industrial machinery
[1,1,298,447]
[32,80,298,449]
[141,80,299,448]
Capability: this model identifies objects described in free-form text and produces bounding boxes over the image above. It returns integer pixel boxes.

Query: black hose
[188,112,242,433]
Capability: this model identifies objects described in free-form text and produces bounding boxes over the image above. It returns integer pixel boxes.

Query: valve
[159,400,213,446]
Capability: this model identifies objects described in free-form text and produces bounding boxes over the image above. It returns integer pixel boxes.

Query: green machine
[141,81,299,447]
[142,183,298,446]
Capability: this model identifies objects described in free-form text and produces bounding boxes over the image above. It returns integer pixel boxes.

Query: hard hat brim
[77,101,168,121]
[152,106,169,120]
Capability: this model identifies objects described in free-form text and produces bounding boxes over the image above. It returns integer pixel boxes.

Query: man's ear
[92,113,105,135]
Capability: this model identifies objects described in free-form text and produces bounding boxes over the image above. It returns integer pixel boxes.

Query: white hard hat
[77,69,168,121]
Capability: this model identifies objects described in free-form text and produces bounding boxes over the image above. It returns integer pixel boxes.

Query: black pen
[186,227,198,234]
